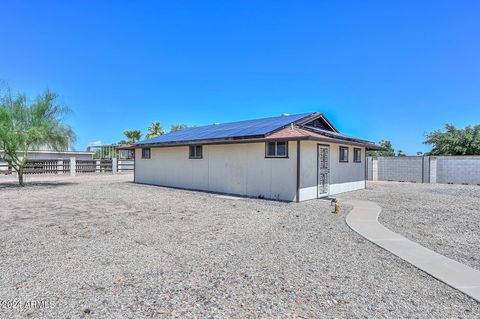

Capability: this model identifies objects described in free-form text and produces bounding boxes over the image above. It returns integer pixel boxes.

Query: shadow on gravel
[0,182,77,189]
[129,181,292,203]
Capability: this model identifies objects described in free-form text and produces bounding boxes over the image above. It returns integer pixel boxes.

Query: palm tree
[0,88,76,186]
[123,130,142,143]
[170,123,189,132]
[146,121,164,138]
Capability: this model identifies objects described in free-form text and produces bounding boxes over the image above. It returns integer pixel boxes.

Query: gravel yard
[1,174,479,318]
[340,181,480,272]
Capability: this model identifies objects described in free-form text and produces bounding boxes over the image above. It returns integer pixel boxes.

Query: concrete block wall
[436,157,480,185]
[423,157,431,183]
[367,157,373,180]
[377,156,424,183]
[429,157,437,184]
[367,156,480,186]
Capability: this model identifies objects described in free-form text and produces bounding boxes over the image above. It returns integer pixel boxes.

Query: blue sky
[1,1,479,154]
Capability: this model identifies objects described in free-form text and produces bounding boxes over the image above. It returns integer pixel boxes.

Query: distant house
[134,112,381,202]
[86,144,135,160]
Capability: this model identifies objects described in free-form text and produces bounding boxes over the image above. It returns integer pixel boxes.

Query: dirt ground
[340,181,480,271]
[1,174,479,318]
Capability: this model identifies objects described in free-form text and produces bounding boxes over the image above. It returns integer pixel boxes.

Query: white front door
[317,145,330,197]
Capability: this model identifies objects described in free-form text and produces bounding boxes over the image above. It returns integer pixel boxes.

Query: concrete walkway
[345,200,480,303]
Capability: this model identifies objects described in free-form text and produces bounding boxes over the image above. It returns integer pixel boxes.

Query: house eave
[134,135,297,148]
[134,135,379,149]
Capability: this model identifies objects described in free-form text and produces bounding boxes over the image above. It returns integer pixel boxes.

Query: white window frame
[189,145,203,159]
[354,148,362,163]
[141,148,151,159]
[339,146,349,163]
[265,141,288,158]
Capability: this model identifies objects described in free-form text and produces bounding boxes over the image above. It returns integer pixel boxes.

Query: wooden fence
[24,160,70,174]
[75,159,113,173]
[0,158,133,175]
[0,162,13,174]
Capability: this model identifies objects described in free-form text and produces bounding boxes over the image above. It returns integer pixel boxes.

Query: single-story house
[134,112,382,202]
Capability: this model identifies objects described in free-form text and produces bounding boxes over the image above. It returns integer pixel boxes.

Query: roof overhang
[133,113,382,150]
[116,144,135,150]
[134,127,382,150]
[134,136,381,149]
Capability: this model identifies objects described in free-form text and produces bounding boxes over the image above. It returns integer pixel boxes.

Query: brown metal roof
[265,126,383,150]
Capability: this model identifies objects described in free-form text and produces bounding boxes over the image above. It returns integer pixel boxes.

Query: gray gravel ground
[340,181,480,272]
[1,174,479,318]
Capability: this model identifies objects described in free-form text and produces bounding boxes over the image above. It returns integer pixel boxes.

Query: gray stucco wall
[135,143,299,201]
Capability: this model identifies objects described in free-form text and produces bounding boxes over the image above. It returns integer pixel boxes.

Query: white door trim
[317,144,330,198]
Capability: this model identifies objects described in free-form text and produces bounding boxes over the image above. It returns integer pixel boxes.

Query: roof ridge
[186,112,314,128]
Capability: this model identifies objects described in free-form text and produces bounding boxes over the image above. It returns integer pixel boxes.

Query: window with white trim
[189,145,203,159]
[265,141,288,158]
[339,146,349,162]
[141,148,151,159]
[354,148,362,163]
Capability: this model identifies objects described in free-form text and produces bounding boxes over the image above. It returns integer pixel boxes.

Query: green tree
[367,140,395,157]
[92,148,117,159]
[424,124,480,155]
[397,150,406,156]
[0,88,76,186]
[170,123,189,132]
[146,121,164,138]
[123,130,142,143]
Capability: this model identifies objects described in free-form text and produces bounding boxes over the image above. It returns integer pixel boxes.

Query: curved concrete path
[345,200,480,303]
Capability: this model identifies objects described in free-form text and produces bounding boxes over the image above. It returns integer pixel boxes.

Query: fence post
[372,157,378,181]
[70,157,76,177]
[429,157,437,184]
[58,160,63,175]
[112,158,118,174]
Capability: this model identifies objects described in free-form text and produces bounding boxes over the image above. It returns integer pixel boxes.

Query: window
[265,141,288,158]
[339,146,349,162]
[189,145,203,159]
[141,148,151,159]
[354,148,362,163]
